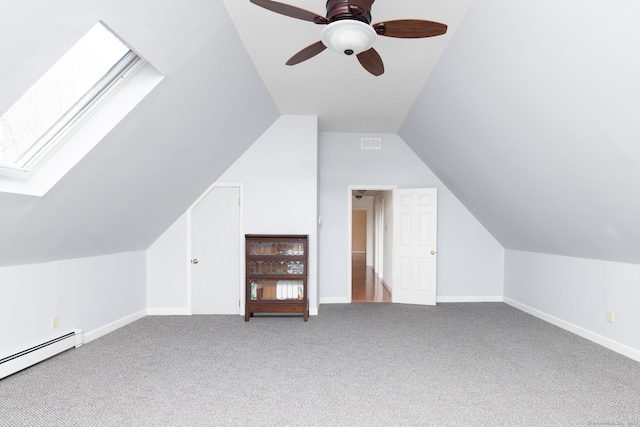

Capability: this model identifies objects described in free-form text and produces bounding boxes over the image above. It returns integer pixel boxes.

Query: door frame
[347,184,396,302]
[375,197,385,280]
[187,182,244,315]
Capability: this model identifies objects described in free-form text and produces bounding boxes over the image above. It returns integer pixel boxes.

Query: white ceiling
[223,0,473,132]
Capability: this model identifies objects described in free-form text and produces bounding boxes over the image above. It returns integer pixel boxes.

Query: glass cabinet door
[248,241,305,257]
[249,280,304,301]
[248,260,306,275]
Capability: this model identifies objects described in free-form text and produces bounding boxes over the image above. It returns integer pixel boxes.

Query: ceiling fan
[249,0,448,76]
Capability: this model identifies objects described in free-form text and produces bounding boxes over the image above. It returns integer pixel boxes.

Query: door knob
[191,259,199,264]
[431,251,436,255]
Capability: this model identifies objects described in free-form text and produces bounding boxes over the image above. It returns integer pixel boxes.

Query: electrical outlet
[51,316,59,329]
[607,312,614,323]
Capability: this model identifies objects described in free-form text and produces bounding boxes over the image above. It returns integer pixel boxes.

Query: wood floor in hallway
[351,253,391,302]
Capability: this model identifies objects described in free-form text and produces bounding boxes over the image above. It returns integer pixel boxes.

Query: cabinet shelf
[245,234,308,321]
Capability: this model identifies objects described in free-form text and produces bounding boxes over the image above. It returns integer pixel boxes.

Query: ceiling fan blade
[250,0,329,24]
[373,19,448,38]
[348,0,375,14]
[357,47,384,76]
[286,41,327,66]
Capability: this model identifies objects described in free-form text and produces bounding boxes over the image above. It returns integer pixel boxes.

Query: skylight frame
[0,23,143,177]
[16,51,142,171]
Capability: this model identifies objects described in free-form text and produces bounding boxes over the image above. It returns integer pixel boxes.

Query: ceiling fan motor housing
[325,0,372,24]
[322,0,375,56]
[321,20,376,56]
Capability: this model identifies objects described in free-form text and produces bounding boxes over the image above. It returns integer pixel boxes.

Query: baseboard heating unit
[0,330,83,380]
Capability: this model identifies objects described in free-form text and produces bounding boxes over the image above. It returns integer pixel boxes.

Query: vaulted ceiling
[1,0,639,267]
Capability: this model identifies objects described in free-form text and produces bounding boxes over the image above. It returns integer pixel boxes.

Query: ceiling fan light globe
[321,20,376,56]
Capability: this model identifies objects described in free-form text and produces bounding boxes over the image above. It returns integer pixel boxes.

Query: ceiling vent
[361,137,381,150]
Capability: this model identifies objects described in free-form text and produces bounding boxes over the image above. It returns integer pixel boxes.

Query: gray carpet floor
[1,303,639,426]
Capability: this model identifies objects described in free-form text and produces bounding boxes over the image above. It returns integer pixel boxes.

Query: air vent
[361,138,381,150]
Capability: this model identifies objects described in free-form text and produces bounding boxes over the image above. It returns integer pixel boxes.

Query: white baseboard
[320,296,504,304]
[437,296,504,303]
[504,297,640,363]
[83,309,147,344]
[147,307,191,316]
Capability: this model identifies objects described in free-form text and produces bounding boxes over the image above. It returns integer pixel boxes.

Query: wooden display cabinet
[245,234,308,321]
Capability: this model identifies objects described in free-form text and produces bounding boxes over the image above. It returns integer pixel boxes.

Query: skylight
[0,22,141,174]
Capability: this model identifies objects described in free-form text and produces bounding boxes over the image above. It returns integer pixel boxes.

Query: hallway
[351,253,391,302]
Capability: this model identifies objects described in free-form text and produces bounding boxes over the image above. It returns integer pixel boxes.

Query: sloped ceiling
[399,0,640,264]
[1,0,639,267]
[0,0,279,266]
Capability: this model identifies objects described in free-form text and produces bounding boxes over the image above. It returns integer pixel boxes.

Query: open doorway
[350,187,392,302]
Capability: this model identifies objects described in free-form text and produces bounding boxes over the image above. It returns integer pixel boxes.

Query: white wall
[0,251,146,358]
[504,250,640,361]
[146,115,319,314]
[146,212,189,314]
[319,132,504,303]
[219,115,319,311]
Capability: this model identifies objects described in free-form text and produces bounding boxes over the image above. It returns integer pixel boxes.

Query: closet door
[191,186,241,314]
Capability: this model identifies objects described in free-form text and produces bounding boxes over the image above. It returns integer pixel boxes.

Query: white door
[392,188,437,305]
[191,186,241,314]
